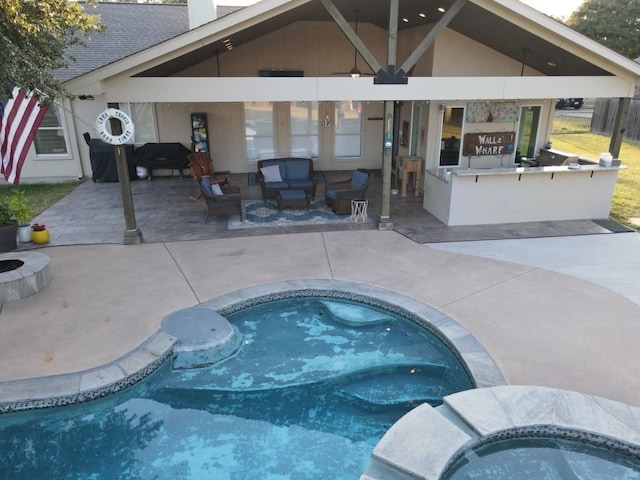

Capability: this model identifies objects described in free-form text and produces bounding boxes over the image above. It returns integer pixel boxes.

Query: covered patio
[20,172,621,249]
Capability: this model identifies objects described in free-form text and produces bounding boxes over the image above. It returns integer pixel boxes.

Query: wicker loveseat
[257,158,318,201]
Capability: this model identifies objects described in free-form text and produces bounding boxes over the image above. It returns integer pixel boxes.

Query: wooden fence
[591,98,640,142]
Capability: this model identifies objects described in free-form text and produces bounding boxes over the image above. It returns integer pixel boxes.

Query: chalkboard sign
[463,132,515,157]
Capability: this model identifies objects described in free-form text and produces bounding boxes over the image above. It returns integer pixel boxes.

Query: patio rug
[228,199,364,230]
[247,171,327,186]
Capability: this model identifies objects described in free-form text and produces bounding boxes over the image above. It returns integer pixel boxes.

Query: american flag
[0,87,48,185]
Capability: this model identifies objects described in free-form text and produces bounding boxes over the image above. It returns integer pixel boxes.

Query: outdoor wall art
[466,102,519,123]
[463,131,515,156]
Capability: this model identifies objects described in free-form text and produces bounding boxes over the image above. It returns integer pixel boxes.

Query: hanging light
[350,9,362,78]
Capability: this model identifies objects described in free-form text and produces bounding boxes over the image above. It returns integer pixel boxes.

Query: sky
[520,0,584,19]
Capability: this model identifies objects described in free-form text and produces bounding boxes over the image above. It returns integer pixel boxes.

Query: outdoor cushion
[285,160,310,181]
[325,189,337,200]
[211,183,224,195]
[261,161,286,179]
[351,170,369,188]
[200,177,214,196]
[287,179,313,189]
[261,164,283,183]
[279,189,306,200]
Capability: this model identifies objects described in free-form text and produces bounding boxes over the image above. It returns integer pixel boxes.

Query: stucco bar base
[424,166,622,226]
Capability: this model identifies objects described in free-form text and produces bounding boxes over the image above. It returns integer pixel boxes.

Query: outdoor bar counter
[424,163,624,226]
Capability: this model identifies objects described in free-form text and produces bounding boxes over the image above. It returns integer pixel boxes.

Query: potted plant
[8,189,34,243]
[31,223,50,244]
[0,199,18,252]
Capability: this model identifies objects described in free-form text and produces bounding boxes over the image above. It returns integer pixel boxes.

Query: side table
[351,199,368,223]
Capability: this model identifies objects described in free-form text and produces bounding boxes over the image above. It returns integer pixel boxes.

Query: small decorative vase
[32,229,50,244]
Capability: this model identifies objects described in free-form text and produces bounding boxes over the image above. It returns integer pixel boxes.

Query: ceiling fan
[332,9,375,77]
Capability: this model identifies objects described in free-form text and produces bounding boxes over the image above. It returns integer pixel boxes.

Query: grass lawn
[550,133,640,228]
[0,182,80,218]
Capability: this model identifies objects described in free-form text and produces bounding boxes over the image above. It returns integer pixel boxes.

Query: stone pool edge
[363,385,640,480]
[0,331,177,413]
[0,279,505,413]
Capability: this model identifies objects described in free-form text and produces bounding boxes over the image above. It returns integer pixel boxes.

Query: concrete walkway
[1,229,639,408]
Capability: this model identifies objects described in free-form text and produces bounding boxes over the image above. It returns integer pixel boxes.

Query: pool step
[339,364,447,409]
[319,299,393,326]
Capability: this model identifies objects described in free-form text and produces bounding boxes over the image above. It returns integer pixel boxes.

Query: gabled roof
[56,2,241,82]
[62,0,640,91]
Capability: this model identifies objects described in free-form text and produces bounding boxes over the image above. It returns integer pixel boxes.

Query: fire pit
[0,252,51,303]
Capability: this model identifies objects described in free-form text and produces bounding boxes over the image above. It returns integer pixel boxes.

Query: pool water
[0,297,473,479]
[443,436,640,480]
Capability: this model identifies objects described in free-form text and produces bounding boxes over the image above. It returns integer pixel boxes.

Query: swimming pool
[0,293,477,479]
[442,435,640,479]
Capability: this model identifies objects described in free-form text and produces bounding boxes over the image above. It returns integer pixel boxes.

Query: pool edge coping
[364,385,640,480]
[0,279,505,413]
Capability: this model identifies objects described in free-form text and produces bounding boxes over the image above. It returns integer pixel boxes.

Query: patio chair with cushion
[324,169,370,214]
[189,152,231,201]
[197,177,244,223]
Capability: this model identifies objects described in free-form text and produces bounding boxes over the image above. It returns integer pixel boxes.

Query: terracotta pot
[32,229,50,244]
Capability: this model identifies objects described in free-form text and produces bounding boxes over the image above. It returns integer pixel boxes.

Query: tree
[0,0,103,106]
[567,0,640,59]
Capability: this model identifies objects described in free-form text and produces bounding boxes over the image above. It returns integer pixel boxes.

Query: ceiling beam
[398,0,468,77]
[318,0,383,75]
[104,76,635,103]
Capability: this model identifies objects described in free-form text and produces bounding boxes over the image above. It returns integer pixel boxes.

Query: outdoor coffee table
[275,189,311,211]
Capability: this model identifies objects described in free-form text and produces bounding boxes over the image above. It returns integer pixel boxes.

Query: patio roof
[64,0,640,93]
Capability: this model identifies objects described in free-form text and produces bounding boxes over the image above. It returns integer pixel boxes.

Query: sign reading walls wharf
[463,132,515,156]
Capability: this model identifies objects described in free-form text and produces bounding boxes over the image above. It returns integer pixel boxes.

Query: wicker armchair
[196,178,243,223]
[324,170,370,214]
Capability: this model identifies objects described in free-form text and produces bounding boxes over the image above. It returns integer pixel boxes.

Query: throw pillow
[260,164,283,183]
[351,170,369,188]
[211,183,224,195]
[200,177,214,196]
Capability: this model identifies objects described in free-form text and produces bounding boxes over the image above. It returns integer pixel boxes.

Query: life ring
[95,108,134,145]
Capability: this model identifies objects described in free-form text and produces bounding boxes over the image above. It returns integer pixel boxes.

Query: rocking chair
[188,152,230,200]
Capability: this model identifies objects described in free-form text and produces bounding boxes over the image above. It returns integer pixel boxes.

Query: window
[516,105,541,161]
[121,103,157,144]
[439,107,464,167]
[245,102,274,161]
[290,101,318,157]
[334,101,362,158]
[34,107,68,155]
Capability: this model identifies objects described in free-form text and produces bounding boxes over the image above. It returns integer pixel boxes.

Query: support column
[377,0,399,230]
[379,101,394,230]
[108,105,143,245]
[609,97,630,160]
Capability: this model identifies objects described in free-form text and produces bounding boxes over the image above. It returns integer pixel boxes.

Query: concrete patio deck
[1,175,639,410]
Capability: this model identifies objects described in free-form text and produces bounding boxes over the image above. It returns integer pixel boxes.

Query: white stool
[351,199,368,223]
